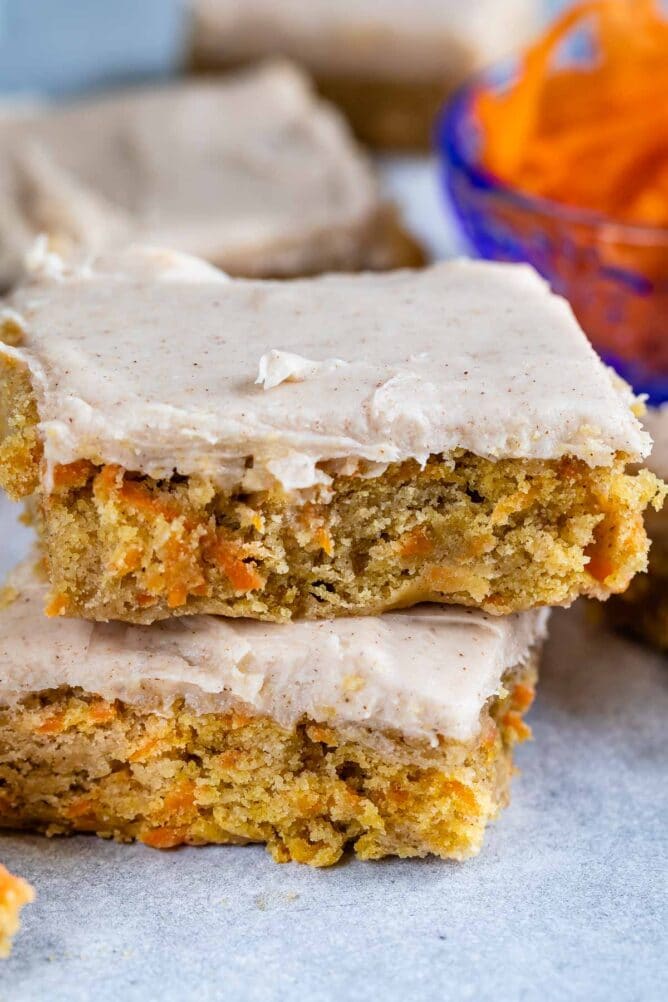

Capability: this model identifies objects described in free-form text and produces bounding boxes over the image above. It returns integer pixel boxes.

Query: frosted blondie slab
[0,561,548,866]
[0,248,663,623]
[0,63,421,289]
[191,0,538,148]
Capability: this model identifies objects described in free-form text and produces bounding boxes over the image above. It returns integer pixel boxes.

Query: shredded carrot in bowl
[475,0,668,228]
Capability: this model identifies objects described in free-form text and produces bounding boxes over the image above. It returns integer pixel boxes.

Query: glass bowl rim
[437,67,668,246]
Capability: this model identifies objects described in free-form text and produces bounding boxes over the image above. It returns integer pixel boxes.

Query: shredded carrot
[36,712,66,735]
[163,780,196,817]
[45,592,69,617]
[217,750,241,769]
[141,826,188,850]
[398,526,434,559]
[511,683,536,713]
[207,537,263,592]
[314,527,334,557]
[476,0,668,226]
[94,465,183,521]
[387,785,410,807]
[167,584,189,609]
[93,463,123,496]
[0,793,14,813]
[51,459,95,493]
[118,479,181,522]
[136,593,158,608]
[88,700,117,725]
[108,545,142,576]
[66,796,97,820]
[129,737,160,762]
[226,710,254,730]
[502,711,533,743]
[584,543,616,583]
[293,791,323,816]
[133,536,207,608]
[438,779,479,814]
[307,724,338,746]
[584,511,619,583]
[144,571,165,595]
[0,864,35,911]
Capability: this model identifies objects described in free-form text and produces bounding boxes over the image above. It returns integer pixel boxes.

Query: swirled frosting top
[0,561,549,744]
[193,0,538,81]
[0,247,650,494]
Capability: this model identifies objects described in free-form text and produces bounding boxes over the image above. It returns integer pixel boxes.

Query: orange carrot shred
[45,593,69,617]
[208,538,263,592]
[89,700,117,725]
[52,460,96,493]
[36,712,66,735]
[476,1,668,226]
[512,684,536,713]
[141,826,188,850]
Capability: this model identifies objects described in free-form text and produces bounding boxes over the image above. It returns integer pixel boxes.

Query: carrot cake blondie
[190,0,538,148]
[0,560,549,865]
[608,405,668,651]
[1,248,664,624]
[0,62,422,290]
[0,862,34,958]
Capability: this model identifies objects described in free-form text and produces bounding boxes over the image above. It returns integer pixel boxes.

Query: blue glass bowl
[437,72,668,404]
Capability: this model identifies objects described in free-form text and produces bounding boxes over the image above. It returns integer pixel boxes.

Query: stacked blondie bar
[0,247,663,865]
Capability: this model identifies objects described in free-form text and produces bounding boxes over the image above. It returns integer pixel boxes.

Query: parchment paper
[0,162,665,1002]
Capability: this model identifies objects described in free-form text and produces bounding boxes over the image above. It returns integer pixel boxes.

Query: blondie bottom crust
[0,562,546,865]
[0,864,34,958]
[1,253,662,622]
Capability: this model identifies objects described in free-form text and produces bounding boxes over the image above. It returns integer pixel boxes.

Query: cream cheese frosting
[0,246,650,494]
[0,63,382,288]
[0,561,549,745]
[193,0,538,82]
